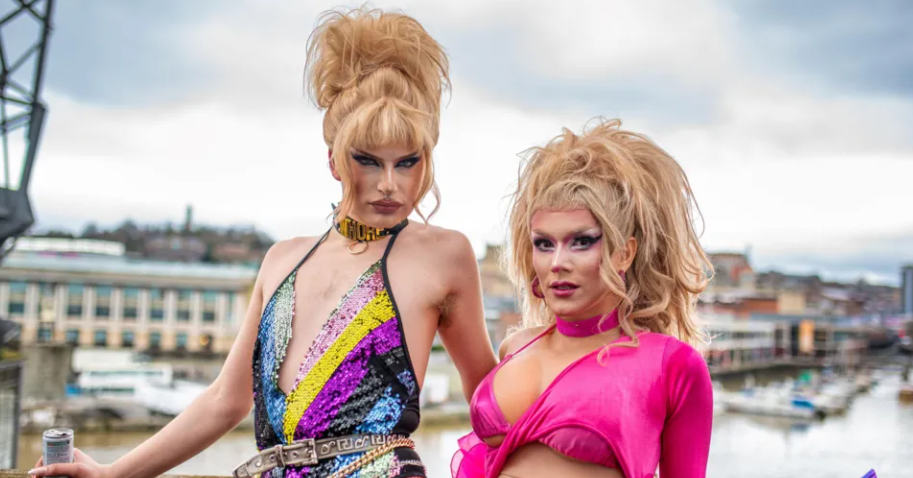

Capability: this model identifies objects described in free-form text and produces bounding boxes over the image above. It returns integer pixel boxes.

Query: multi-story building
[0,238,256,354]
[477,244,522,349]
[703,314,789,373]
[707,252,755,290]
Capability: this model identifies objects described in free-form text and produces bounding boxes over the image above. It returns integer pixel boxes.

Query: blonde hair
[507,118,712,349]
[305,6,450,222]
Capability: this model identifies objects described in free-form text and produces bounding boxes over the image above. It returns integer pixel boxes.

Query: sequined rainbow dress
[252,229,425,478]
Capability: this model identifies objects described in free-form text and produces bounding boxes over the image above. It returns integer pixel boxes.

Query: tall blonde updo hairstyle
[305,6,450,222]
[507,118,712,348]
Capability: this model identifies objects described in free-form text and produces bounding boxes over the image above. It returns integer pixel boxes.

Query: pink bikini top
[455,327,713,478]
[470,325,620,467]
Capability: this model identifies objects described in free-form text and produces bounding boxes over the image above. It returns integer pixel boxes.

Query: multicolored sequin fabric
[252,234,424,478]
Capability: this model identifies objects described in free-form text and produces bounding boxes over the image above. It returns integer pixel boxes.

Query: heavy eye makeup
[352,153,380,167]
[531,230,602,252]
[570,232,602,250]
[395,155,420,168]
[351,151,421,169]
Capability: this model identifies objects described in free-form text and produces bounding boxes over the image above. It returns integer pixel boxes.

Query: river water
[17,374,913,478]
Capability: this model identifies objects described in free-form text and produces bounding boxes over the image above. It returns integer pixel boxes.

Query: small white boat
[719,386,819,420]
[134,380,208,416]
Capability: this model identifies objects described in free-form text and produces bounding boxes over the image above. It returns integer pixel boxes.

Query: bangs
[332,96,441,223]
[346,97,432,154]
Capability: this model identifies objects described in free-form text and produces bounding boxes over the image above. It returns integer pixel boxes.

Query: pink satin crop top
[452,326,713,478]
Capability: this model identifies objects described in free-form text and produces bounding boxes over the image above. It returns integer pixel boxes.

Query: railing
[0,361,23,469]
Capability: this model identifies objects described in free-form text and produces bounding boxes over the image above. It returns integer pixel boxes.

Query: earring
[531,277,545,299]
[619,270,627,283]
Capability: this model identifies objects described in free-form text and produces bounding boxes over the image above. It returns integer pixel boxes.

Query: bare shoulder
[258,236,324,298]
[401,223,475,266]
[499,325,549,360]
[404,223,471,249]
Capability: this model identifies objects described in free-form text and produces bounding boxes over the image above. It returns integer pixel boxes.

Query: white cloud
[22,0,913,281]
[515,0,735,85]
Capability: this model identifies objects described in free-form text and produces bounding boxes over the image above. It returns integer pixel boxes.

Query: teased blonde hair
[507,118,712,349]
[305,6,450,222]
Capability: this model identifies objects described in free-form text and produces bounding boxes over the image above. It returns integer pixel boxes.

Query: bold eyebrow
[352,150,421,161]
[571,227,602,235]
[531,227,600,237]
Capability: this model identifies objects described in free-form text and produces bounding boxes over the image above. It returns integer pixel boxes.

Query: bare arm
[436,233,498,402]
[30,243,294,478]
[105,277,265,478]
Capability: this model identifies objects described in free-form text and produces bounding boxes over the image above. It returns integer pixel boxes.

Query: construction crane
[0,0,54,262]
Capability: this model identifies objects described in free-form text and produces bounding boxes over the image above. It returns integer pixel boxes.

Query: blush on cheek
[577,248,604,281]
[530,250,551,278]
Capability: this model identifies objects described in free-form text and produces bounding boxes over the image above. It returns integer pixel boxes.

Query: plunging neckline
[275,257,383,397]
[486,326,633,438]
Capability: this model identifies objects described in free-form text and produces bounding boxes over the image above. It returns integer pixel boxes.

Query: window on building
[9,281,27,294]
[94,329,108,347]
[202,290,218,323]
[176,332,188,350]
[123,287,140,322]
[149,288,165,322]
[149,331,162,349]
[177,289,192,322]
[38,282,55,297]
[65,329,80,345]
[8,281,26,315]
[66,283,84,319]
[94,285,112,320]
[37,282,56,319]
[37,326,53,343]
[121,331,135,348]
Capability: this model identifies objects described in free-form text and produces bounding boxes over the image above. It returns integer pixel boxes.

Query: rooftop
[1,252,258,281]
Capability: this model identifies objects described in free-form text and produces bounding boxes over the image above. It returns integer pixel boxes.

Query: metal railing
[0,360,23,469]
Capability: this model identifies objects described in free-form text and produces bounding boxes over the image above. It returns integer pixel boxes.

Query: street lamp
[0,0,55,261]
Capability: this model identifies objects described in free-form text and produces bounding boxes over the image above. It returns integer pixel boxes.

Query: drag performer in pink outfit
[453,119,714,478]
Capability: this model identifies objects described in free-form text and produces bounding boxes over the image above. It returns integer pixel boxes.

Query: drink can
[42,428,74,477]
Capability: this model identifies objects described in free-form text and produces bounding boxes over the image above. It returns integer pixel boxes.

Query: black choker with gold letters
[333,209,408,255]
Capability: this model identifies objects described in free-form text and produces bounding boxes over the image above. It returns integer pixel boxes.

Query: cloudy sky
[7,0,913,284]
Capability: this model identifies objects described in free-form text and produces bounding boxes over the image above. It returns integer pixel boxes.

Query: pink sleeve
[451,431,487,478]
[659,342,713,478]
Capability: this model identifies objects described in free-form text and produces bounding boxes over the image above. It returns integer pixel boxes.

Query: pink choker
[556,308,620,337]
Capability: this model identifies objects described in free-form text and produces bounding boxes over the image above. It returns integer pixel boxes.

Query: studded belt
[232,434,410,478]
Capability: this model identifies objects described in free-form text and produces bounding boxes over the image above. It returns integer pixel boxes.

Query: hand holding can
[42,429,74,478]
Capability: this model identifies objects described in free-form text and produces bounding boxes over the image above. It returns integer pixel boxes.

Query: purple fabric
[293,319,402,440]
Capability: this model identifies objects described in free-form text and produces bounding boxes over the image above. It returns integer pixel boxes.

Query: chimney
[184,205,194,233]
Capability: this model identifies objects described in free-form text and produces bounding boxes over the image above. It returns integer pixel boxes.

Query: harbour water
[16,375,913,478]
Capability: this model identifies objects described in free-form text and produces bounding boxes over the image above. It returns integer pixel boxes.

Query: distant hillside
[31,220,274,265]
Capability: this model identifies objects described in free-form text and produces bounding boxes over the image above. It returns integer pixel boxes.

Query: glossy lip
[369,199,402,214]
[550,280,579,298]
